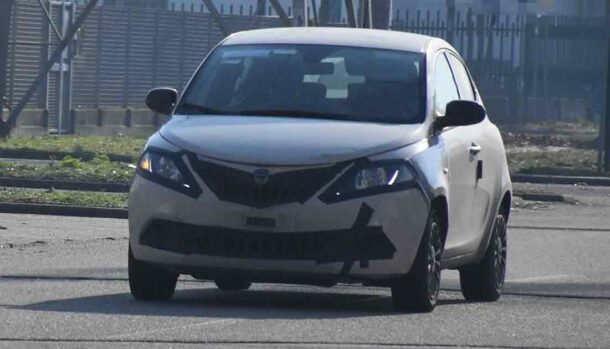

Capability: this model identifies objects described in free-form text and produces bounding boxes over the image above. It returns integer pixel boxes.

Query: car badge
[253,169,270,186]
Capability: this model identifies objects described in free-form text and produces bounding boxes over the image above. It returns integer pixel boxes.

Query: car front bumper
[129,172,430,282]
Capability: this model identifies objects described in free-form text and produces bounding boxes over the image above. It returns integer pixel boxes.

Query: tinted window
[178,45,426,124]
[447,54,476,101]
[434,53,459,115]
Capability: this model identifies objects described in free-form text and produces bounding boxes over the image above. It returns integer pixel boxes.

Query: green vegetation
[500,120,604,176]
[0,125,606,184]
[507,149,600,176]
[0,155,134,183]
[0,136,146,160]
[0,187,128,208]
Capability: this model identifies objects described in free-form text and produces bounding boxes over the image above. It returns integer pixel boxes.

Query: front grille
[188,154,346,208]
[140,220,396,263]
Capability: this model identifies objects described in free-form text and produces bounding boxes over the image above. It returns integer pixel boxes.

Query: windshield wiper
[176,103,229,115]
[236,109,356,121]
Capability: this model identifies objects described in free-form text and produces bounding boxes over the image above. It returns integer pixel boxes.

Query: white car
[129,27,511,312]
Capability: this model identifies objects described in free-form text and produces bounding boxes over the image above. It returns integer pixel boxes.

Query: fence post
[476,13,484,77]
[519,15,530,123]
[39,0,50,110]
[0,0,15,123]
[466,8,473,62]
[292,0,308,27]
[123,7,132,109]
[95,6,103,108]
[603,1,610,171]
[446,0,455,44]
[179,12,186,87]
[542,19,550,121]
[371,0,391,29]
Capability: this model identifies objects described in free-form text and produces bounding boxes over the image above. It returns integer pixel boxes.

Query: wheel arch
[499,190,512,221]
[430,195,449,248]
[472,189,512,264]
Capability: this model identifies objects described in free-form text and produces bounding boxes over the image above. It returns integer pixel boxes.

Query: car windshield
[177,44,426,124]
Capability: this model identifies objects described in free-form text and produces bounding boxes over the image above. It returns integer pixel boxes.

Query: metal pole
[37,0,63,41]
[446,0,456,43]
[603,0,610,171]
[371,0,391,29]
[319,0,329,25]
[311,0,319,26]
[344,0,357,28]
[0,0,15,125]
[268,0,292,26]
[4,0,99,137]
[292,0,308,27]
[362,0,372,28]
[202,0,230,37]
[57,3,65,134]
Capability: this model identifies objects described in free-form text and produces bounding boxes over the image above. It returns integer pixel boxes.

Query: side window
[447,54,476,101]
[434,53,459,115]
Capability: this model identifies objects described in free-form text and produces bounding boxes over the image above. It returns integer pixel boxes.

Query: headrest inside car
[345,52,420,82]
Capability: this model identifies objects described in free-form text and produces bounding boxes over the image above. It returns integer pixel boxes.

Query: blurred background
[0,0,609,203]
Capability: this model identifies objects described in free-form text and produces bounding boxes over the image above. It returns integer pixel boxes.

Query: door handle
[469,143,482,155]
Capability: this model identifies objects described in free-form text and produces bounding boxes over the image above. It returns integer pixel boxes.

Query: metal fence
[3,0,608,133]
[392,9,607,124]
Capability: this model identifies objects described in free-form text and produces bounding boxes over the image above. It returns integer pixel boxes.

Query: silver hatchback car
[129,27,511,312]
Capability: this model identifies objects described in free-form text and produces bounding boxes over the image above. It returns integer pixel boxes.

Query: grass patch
[0,136,146,160]
[500,120,599,150]
[0,133,606,181]
[0,187,128,208]
[0,155,134,183]
[507,149,602,176]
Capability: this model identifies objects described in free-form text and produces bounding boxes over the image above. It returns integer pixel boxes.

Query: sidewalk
[511,182,610,231]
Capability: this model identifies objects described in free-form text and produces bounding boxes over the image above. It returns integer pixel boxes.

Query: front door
[432,51,483,260]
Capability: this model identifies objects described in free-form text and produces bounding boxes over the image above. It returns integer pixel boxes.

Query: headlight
[139,151,186,186]
[136,148,201,198]
[319,160,416,204]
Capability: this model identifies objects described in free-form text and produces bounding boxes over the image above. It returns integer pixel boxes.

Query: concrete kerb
[511,174,610,187]
[0,202,127,219]
[0,177,129,192]
[513,191,577,204]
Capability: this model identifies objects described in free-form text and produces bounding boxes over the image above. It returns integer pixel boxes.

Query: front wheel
[391,207,444,312]
[128,247,178,301]
[459,213,507,301]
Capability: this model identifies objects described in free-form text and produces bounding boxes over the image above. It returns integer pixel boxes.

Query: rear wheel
[128,247,178,301]
[214,276,252,291]
[391,207,443,312]
[459,213,507,301]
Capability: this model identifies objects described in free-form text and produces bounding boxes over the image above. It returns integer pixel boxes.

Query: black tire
[128,247,178,301]
[214,276,252,291]
[459,213,507,302]
[391,207,444,313]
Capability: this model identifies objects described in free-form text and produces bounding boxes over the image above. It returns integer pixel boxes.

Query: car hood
[160,115,426,166]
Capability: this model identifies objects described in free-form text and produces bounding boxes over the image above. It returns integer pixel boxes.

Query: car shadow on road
[5,284,467,319]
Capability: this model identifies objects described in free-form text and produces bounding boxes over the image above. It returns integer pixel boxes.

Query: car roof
[222,27,436,54]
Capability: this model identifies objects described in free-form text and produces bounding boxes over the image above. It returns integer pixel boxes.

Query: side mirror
[146,88,178,115]
[435,100,486,130]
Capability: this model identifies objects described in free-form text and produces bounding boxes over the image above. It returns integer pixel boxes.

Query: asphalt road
[1,185,609,348]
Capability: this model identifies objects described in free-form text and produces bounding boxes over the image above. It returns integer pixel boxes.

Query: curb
[513,191,576,203]
[0,148,134,163]
[511,174,610,187]
[0,202,127,219]
[0,177,129,193]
